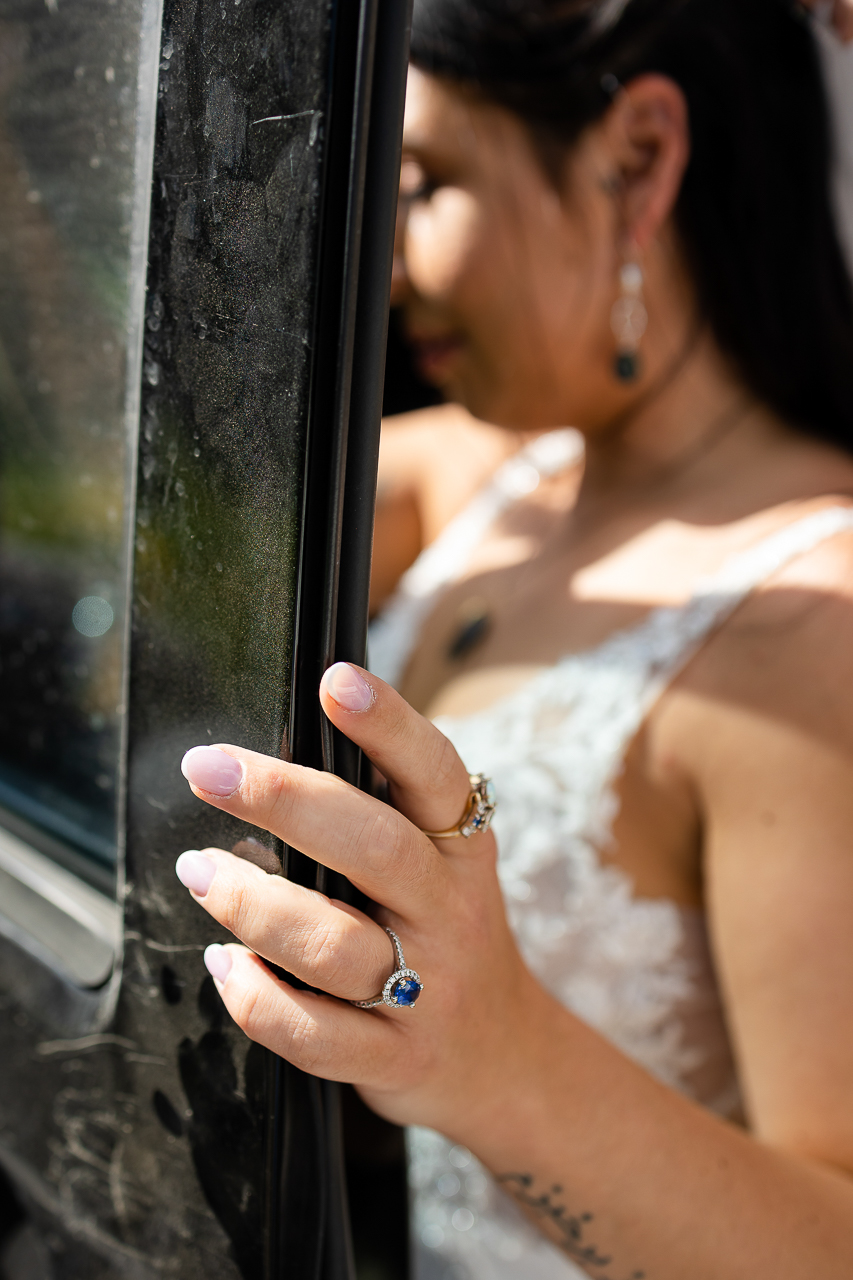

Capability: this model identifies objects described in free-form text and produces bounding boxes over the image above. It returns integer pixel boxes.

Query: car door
[0,0,411,1275]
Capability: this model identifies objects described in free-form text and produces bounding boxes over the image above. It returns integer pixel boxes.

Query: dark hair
[410,0,853,448]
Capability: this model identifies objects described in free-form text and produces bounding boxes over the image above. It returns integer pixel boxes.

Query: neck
[575,331,775,510]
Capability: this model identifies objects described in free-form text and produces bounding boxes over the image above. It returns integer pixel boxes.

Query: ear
[601,74,691,254]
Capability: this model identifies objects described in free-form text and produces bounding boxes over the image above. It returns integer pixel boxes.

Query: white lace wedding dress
[369,432,853,1280]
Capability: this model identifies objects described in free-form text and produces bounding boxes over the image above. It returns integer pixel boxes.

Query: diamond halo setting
[351,927,424,1011]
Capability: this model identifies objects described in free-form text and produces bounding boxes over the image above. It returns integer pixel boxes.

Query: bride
[176,1,853,1275]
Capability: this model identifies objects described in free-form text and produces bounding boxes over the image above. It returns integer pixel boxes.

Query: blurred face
[393,67,624,430]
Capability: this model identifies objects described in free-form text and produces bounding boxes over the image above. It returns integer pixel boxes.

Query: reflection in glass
[0,0,159,874]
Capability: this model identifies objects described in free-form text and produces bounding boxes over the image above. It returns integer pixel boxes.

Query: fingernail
[204,943,232,983]
[323,662,373,712]
[181,746,243,796]
[176,850,216,896]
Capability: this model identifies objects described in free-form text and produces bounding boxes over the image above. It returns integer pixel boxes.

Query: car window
[0,0,160,887]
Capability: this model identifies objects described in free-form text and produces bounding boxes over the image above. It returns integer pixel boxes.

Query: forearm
[450,1004,853,1279]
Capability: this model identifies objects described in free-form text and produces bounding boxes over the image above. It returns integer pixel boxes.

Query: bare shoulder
[372,404,520,613]
[667,498,853,774]
[722,494,850,645]
[379,403,521,543]
[379,402,512,479]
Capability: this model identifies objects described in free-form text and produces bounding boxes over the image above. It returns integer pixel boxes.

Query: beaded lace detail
[369,447,853,1280]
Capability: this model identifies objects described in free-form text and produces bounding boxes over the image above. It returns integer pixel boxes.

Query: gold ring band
[423,773,496,840]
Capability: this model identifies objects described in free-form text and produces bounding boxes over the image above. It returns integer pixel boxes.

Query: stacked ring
[422,773,496,840]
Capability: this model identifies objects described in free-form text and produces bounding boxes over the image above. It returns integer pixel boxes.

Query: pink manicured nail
[181,746,243,796]
[176,850,216,896]
[204,943,232,982]
[323,662,373,712]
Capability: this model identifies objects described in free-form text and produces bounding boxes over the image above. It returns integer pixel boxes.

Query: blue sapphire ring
[422,773,496,840]
[351,928,424,1011]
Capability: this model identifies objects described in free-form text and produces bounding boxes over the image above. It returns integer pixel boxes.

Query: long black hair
[409,0,853,447]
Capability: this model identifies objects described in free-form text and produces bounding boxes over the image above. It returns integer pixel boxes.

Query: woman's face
[393,67,625,430]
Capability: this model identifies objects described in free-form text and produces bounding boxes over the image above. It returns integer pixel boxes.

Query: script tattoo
[497,1173,645,1280]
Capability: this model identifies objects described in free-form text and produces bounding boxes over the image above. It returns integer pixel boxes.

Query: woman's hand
[175,663,853,1278]
[175,662,545,1137]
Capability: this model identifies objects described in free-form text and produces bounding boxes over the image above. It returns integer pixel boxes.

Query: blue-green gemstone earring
[614,351,639,382]
[611,260,646,383]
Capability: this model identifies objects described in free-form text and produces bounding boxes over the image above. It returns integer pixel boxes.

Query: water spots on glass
[204,77,246,173]
[72,596,114,637]
[105,65,115,82]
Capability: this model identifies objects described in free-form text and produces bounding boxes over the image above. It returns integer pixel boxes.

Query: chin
[459,384,560,430]
[440,371,507,426]
[439,355,566,429]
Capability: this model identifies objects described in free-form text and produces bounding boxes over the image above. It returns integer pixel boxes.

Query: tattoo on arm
[497,1173,645,1280]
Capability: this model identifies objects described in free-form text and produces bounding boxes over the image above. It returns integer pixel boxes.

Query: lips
[406,331,464,383]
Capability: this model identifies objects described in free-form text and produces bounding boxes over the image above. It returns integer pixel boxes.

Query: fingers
[175,848,399,1001]
[319,663,479,840]
[180,745,442,912]
[205,945,400,1085]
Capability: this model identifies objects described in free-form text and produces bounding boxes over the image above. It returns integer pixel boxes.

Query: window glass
[0,0,158,877]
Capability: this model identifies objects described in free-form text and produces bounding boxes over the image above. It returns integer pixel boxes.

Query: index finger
[180,743,443,914]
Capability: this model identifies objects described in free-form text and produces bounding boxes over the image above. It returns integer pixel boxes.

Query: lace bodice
[369,439,853,1280]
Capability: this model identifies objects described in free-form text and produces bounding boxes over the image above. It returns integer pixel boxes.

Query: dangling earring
[611,257,647,382]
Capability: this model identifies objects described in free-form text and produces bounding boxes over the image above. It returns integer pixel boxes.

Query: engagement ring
[351,927,424,1010]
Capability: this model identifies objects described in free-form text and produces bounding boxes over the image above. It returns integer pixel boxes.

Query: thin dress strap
[694,503,853,599]
[636,503,853,698]
[369,428,583,687]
